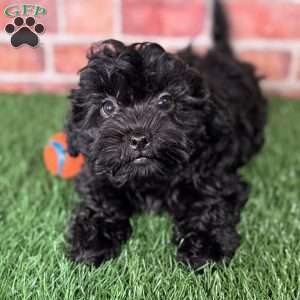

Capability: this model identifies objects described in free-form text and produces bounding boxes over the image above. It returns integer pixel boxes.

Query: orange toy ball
[43,132,85,179]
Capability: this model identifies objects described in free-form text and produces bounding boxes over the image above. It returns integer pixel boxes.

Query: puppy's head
[68,39,228,186]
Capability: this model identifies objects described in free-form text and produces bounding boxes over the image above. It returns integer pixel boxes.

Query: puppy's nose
[130,134,150,150]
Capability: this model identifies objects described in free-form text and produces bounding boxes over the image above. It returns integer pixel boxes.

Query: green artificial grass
[0,93,299,300]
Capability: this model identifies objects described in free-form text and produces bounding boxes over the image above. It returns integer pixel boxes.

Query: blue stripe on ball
[51,141,66,176]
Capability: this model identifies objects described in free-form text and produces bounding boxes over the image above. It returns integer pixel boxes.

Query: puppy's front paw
[67,226,132,267]
[176,234,215,270]
[68,243,115,267]
[176,229,240,271]
[66,201,132,267]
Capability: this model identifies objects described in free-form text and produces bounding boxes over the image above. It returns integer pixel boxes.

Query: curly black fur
[65,0,267,270]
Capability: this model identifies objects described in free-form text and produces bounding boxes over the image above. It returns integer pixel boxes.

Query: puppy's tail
[212,0,233,55]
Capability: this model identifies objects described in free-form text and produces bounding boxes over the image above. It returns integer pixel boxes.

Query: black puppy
[65,0,267,270]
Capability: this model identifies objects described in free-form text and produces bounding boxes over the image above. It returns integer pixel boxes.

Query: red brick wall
[0,0,300,98]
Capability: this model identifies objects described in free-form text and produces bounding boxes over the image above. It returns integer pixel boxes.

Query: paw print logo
[5,17,45,48]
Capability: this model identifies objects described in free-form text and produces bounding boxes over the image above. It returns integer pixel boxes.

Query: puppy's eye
[157,93,173,111]
[101,100,117,117]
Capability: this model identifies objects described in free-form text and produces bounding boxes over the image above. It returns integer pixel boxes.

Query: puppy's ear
[188,70,232,141]
[205,97,233,143]
[65,127,79,157]
[64,91,83,157]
